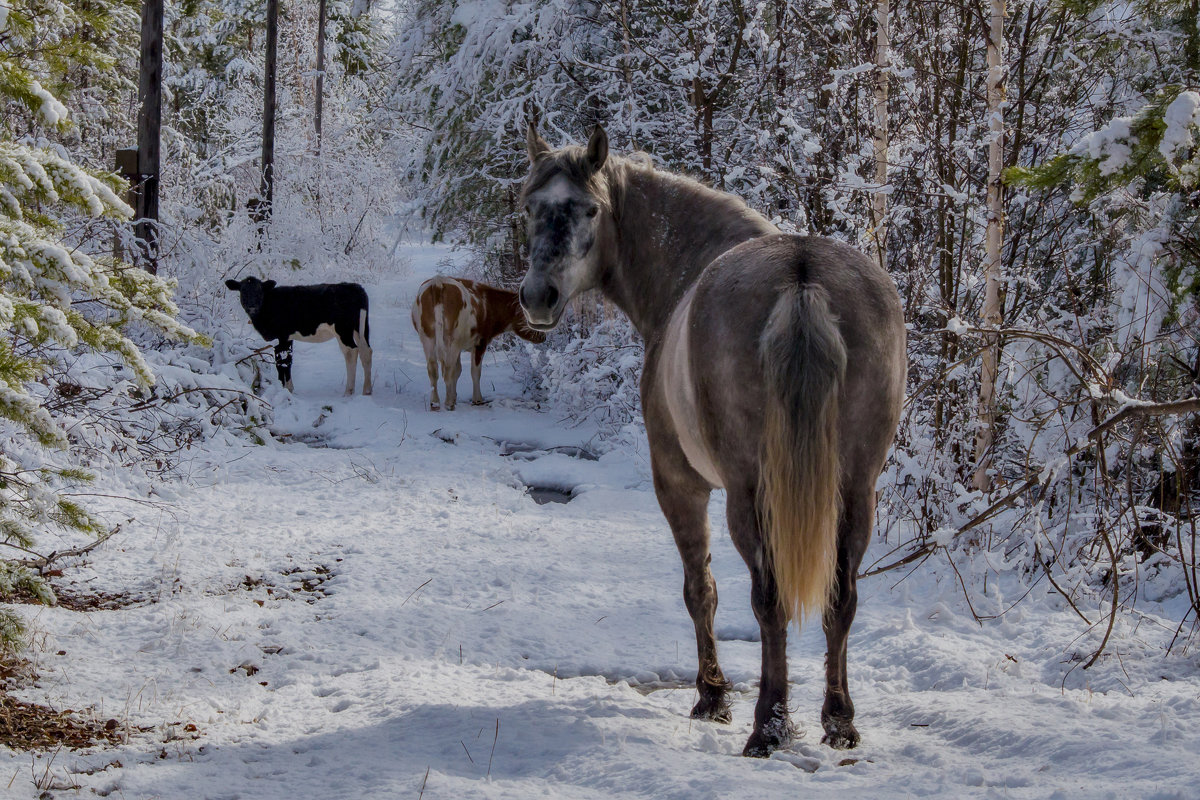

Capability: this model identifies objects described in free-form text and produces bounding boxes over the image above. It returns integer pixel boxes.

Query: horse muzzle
[519,277,564,330]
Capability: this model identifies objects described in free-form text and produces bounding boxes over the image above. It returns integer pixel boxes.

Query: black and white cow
[225,277,373,396]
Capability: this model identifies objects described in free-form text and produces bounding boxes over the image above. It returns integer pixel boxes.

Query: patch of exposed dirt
[0,694,124,751]
[4,575,153,612]
[51,586,152,612]
[234,560,339,605]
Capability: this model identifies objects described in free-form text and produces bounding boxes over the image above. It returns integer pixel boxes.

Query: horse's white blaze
[526,176,601,313]
[658,288,724,488]
[535,174,577,204]
[290,323,338,344]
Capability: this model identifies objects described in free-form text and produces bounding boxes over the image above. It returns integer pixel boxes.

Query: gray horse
[518,124,907,757]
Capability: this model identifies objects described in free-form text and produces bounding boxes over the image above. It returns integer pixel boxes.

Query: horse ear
[225,279,241,290]
[263,280,277,290]
[526,122,550,163]
[586,125,608,172]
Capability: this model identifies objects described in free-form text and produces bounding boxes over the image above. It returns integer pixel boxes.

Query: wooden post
[973,0,1006,492]
[136,0,163,273]
[258,0,279,224]
[114,148,140,262]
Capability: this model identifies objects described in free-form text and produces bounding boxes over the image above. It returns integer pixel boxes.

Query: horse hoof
[743,714,795,757]
[429,404,440,411]
[821,720,860,750]
[690,698,732,724]
[742,730,784,758]
[471,399,487,406]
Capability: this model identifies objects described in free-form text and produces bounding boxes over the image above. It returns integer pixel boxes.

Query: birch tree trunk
[870,0,889,270]
[315,0,326,152]
[973,0,1006,492]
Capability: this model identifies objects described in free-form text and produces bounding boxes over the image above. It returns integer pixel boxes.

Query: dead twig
[8,525,122,572]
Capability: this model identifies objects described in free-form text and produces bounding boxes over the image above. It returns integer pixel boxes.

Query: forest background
[1,0,1199,676]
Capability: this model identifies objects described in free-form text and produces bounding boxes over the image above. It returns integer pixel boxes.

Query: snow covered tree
[0,0,201,650]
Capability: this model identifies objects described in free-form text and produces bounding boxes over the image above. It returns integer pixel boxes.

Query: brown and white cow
[411,276,546,410]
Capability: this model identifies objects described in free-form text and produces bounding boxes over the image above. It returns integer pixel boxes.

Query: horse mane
[607,152,765,229]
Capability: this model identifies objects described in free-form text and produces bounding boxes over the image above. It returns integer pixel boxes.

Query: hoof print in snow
[430,428,458,444]
[526,485,574,504]
[496,440,595,503]
[497,441,599,461]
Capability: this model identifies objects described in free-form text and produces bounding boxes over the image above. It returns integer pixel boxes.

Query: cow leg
[274,341,294,392]
[426,358,441,410]
[354,330,373,395]
[822,483,873,750]
[341,342,357,396]
[419,337,440,410]
[442,352,462,410]
[470,344,486,405]
[728,486,794,758]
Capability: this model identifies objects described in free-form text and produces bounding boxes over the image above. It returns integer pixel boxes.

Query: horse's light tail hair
[758,282,846,624]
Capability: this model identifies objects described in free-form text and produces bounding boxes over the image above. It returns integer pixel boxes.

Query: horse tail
[758,281,847,624]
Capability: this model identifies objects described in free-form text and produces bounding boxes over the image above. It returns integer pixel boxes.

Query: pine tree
[0,0,202,651]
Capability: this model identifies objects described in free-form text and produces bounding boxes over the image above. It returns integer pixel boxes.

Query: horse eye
[524,204,531,214]
[585,206,598,218]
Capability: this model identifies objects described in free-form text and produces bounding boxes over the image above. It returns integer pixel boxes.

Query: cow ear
[586,125,608,172]
[225,279,241,290]
[263,280,277,290]
[526,121,550,164]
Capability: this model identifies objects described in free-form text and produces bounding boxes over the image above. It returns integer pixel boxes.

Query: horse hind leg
[648,414,730,722]
[727,486,794,757]
[821,483,873,750]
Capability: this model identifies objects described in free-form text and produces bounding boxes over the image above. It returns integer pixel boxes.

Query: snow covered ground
[4,244,1200,799]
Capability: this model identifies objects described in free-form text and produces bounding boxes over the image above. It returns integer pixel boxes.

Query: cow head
[225,277,276,319]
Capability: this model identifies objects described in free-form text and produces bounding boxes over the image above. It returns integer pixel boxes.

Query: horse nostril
[545,285,559,309]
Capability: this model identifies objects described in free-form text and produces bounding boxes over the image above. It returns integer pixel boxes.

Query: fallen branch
[8,525,122,573]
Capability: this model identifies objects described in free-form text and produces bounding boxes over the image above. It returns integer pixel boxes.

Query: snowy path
[4,245,1199,799]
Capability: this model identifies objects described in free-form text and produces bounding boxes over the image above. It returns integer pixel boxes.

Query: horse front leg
[822,485,872,749]
[727,488,793,757]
